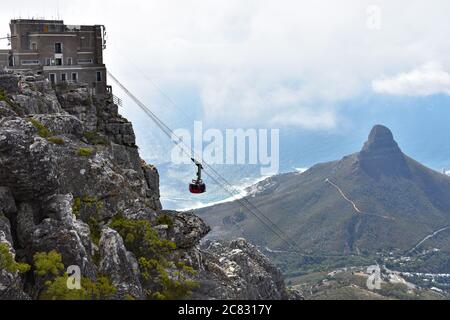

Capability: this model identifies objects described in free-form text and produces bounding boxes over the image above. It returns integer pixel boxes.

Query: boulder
[31,219,96,279]
[98,228,145,300]
[158,211,211,249]
[191,239,297,300]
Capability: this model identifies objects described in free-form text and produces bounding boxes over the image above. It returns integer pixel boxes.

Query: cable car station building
[0,19,108,94]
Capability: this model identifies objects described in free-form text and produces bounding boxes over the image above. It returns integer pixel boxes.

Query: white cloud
[372,62,450,96]
[2,1,450,129]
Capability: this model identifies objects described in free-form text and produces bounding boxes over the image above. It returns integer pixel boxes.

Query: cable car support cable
[107,71,301,253]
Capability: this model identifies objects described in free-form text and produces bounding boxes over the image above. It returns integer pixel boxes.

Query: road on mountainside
[408,226,450,254]
[325,178,363,214]
[325,178,395,222]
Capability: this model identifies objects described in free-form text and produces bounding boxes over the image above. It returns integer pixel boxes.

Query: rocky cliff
[0,71,297,300]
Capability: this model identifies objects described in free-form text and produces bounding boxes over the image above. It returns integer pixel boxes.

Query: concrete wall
[0,50,9,69]
[43,66,107,94]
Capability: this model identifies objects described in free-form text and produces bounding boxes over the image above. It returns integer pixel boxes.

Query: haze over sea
[121,93,450,210]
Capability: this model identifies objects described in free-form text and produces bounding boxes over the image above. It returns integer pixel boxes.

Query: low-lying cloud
[372,62,450,96]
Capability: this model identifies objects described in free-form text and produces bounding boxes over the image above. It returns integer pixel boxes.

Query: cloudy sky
[2,0,450,131]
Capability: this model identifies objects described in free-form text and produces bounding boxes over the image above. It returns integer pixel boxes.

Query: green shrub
[156,214,174,228]
[0,89,22,114]
[109,215,197,300]
[47,137,65,145]
[148,261,198,300]
[0,243,30,274]
[76,147,94,157]
[109,215,176,258]
[72,196,104,244]
[29,119,51,138]
[84,131,107,145]
[33,250,116,300]
[72,197,82,217]
[40,274,116,300]
[82,196,104,210]
[88,217,102,246]
[33,251,65,278]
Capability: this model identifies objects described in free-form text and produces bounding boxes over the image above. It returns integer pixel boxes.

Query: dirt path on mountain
[408,226,450,254]
[325,178,363,214]
[325,178,394,221]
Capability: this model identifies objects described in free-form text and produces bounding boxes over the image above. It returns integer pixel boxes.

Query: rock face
[98,228,145,300]
[0,71,293,300]
[191,239,298,300]
[358,125,409,178]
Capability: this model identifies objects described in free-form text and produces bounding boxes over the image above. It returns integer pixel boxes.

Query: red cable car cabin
[190,158,206,194]
[189,180,206,194]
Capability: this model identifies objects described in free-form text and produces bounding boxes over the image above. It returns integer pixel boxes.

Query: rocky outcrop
[98,228,144,299]
[189,239,300,300]
[0,70,294,300]
[156,211,211,249]
[0,188,29,300]
[358,124,410,178]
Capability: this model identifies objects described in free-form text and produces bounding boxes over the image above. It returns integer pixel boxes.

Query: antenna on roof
[56,0,60,20]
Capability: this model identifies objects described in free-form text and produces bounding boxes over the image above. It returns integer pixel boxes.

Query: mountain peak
[362,125,400,154]
[368,124,395,143]
[358,125,409,177]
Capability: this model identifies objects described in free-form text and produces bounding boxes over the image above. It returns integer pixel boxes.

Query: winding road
[325,178,363,214]
[408,226,450,254]
[325,178,394,221]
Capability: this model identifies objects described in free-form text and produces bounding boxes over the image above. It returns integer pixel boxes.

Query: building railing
[113,94,123,107]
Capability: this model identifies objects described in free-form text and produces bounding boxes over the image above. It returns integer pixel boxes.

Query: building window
[61,73,67,82]
[96,71,102,82]
[45,58,51,66]
[67,57,73,65]
[55,43,62,54]
[49,74,57,85]
[78,59,93,64]
[30,42,38,51]
[55,58,62,66]
[71,73,78,82]
[21,60,40,66]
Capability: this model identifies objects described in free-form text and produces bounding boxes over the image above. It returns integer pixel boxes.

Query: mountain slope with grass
[196,125,450,258]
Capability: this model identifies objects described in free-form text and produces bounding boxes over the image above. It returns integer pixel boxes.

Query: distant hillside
[195,125,450,256]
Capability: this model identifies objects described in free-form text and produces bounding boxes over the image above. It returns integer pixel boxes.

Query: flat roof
[11,19,64,24]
